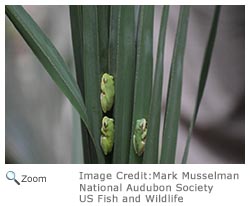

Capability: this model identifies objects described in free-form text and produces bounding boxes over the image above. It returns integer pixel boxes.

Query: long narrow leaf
[113,6,136,163]
[129,6,154,163]
[160,6,190,164]
[182,6,221,164]
[72,109,83,163]
[70,6,95,163]
[82,6,105,163]
[143,6,169,164]
[108,6,120,75]
[98,6,110,74]
[5,6,96,150]
[70,6,84,94]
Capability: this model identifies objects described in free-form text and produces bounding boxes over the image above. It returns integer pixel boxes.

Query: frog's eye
[139,122,144,129]
[139,119,147,130]
[103,121,108,128]
[103,77,107,84]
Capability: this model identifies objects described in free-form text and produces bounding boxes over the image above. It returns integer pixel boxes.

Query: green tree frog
[100,73,115,113]
[133,118,147,156]
[100,116,114,155]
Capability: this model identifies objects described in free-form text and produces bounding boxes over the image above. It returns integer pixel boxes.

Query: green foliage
[6,5,220,164]
[129,5,154,163]
[112,6,136,163]
[160,6,190,164]
[143,6,169,164]
[70,6,93,163]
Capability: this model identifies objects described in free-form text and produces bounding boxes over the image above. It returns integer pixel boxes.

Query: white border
[1,1,249,205]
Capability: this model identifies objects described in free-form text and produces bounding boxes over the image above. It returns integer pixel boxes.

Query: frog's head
[136,118,147,132]
[102,73,114,85]
[102,116,114,130]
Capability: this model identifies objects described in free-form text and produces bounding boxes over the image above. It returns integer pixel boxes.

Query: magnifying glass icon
[6,171,20,185]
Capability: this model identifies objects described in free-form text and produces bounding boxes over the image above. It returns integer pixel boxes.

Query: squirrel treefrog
[100,116,114,155]
[133,118,147,156]
[100,73,115,113]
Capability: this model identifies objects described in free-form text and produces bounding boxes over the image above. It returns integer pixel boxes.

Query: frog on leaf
[100,116,114,155]
[133,118,147,156]
[100,73,115,113]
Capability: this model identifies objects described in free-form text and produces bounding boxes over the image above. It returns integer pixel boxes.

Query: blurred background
[5,5,245,163]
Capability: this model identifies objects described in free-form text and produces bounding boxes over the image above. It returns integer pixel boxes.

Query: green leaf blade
[98,6,110,74]
[70,6,84,94]
[182,6,221,164]
[113,6,136,163]
[129,6,155,163]
[70,6,96,164]
[160,6,190,164]
[143,6,169,164]
[108,6,120,75]
[82,6,105,163]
